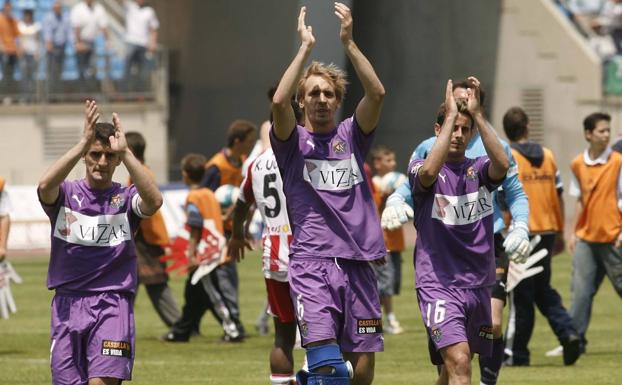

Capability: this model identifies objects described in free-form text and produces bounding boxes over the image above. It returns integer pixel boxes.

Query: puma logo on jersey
[306,140,316,150]
[438,173,447,183]
[71,194,84,208]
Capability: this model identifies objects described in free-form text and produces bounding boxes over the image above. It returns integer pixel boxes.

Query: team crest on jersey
[466,166,479,181]
[431,326,443,343]
[110,194,125,209]
[410,162,423,176]
[332,140,347,154]
[299,322,309,337]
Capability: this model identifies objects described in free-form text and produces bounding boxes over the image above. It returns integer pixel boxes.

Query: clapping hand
[335,2,353,44]
[110,113,128,154]
[298,6,315,49]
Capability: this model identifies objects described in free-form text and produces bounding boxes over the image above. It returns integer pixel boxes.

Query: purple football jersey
[270,116,386,261]
[40,180,145,293]
[409,156,503,288]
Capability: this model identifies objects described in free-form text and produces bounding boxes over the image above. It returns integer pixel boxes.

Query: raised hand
[335,2,353,44]
[466,76,482,115]
[110,113,128,154]
[298,6,315,48]
[445,79,458,116]
[83,100,99,144]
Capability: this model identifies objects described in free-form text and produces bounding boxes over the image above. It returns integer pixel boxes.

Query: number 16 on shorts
[425,300,446,327]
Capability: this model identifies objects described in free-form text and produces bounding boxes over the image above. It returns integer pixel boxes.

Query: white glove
[0,261,22,319]
[506,235,547,292]
[381,198,414,230]
[503,222,530,263]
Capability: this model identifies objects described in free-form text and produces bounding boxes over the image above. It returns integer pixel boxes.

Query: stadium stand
[0,0,165,102]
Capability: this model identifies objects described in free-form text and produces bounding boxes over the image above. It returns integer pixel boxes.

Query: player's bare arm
[467,76,509,180]
[0,214,9,262]
[272,6,315,141]
[187,227,201,270]
[229,200,254,262]
[38,100,100,205]
[336,2,385,133]
[111,113,163,217]
[418,80,457,188]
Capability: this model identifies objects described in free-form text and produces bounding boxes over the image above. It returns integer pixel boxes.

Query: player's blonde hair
[296,61,348,102]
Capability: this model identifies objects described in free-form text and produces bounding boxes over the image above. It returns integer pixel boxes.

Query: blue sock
[480,337,504,385]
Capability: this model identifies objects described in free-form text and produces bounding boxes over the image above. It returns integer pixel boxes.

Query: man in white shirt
[0,177,11,263]
[18,9,41,95]
[70,0,109,82]
[124,0,159,92]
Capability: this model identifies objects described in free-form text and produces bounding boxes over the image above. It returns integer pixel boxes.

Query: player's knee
[296,343,353,385]
[443,350,471,374]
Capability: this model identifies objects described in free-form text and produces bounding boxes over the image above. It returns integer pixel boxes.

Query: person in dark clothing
[502,106,581,366]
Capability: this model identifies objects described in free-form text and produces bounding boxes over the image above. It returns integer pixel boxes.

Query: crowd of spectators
[0,0,159,101]
[556,0,622,60]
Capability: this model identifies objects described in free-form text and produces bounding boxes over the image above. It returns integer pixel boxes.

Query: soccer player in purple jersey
[270,3,386,385]
[37,100,163,385]
[409,79,509,385]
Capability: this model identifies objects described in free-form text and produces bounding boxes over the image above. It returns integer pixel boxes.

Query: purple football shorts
[50,291,135,384]
[417,285,493,365]
[288,257,383,353]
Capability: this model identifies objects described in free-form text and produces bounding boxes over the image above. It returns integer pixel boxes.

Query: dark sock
[480,337,504,385]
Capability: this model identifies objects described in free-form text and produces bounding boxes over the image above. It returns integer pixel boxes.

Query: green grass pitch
[1,250,620,384]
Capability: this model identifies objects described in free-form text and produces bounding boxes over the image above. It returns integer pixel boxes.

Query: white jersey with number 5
[239,149,291,282]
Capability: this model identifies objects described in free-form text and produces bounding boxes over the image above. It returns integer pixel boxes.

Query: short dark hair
[94,123,116,147]
[453,78,486,108]
[226,120,256,148]
[23,8,33,17]
[370,144,394,161]
[583,112,611,133]
[503,107,529,142]
[125,131,146,162]
[268,84,303,123]
[181,153,207,183]
[435,99,472,128]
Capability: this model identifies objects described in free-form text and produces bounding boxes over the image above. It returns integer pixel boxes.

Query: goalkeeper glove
[381,196,414,230]
[506,235,547,292]
[0,261,22,319]
[503,222,530,263]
